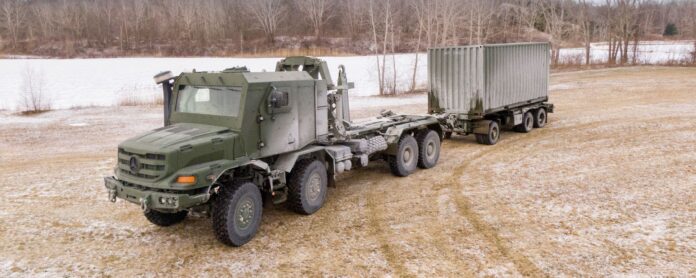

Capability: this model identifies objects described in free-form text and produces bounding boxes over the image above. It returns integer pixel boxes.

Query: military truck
[429,43,554,144]
[104,56,443,246]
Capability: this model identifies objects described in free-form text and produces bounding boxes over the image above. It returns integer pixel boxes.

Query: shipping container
[428,43,553,145]
[428,43,550,116]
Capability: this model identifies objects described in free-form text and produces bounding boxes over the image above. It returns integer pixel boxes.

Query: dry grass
[116,87,164,107]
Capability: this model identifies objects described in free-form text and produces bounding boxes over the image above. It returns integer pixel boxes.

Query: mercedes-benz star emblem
[129,156,139,173]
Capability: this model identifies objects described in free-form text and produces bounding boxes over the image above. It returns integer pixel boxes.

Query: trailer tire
[514,112,534,133]
[479,121,500,145]
[388,135,419,177]
[533,108,547,128]
[144,210,187,227]
[287,159,328,215]
[212,181,263,247]
[416,130,441,169]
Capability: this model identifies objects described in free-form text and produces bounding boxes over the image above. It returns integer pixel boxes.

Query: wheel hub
[235,197,255,230]
[403,147,413,163]
[307,172,322,202]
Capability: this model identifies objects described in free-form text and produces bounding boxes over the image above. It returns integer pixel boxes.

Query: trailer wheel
[514,112,534,133]
[479,121,500,145]
[212,181,263,247]
[416,130,441,169]
[533,108,547,128]
[388,135,419,177]
[287,159,328,215]
[144,210,187,227]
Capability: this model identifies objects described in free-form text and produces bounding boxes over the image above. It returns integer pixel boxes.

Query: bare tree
[295,0,333,41]
[19,64,51,113]
[577,0,595,65]
[344,0,366,40]
[1,0,26,49]
[0,0,694,60]
[369,0,397,95]
[539,0,570,65]
[247,0,286,43]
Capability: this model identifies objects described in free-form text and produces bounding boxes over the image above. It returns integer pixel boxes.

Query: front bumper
[104,176,209,211]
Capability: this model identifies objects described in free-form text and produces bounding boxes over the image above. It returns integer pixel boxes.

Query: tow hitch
[108,187,117,203]
[140,196,151,212]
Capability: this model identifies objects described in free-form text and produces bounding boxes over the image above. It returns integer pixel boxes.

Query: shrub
[663,23,678,36]
[18,65,52,114]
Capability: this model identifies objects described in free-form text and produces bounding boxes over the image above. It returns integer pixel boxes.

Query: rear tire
[478,121,500,145]
[144,210,187,227]
[388,135,419,177]
[533,108,547,128]
[416,130,441,169]
[287,159,328,215]
[212,181,263,247]
[514,112,534,133]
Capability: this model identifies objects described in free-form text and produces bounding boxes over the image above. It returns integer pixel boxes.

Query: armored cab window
[177,86,243,117]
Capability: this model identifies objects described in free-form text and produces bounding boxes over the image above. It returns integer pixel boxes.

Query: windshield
[176,86,242,117]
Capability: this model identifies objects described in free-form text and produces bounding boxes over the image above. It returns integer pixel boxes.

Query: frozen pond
[0,41,692,110]
[559,40,694,64]
[0,54,428,110]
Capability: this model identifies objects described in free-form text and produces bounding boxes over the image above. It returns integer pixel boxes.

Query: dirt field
[1,67,694,277]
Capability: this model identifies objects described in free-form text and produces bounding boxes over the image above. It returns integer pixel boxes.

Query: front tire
[416,130,441,169]
[212,181,263,247]
[287,159,328,215]
[144,210,187,227]
[388,134,419,177]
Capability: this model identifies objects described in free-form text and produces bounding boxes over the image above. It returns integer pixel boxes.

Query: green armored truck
[105,57,443,246]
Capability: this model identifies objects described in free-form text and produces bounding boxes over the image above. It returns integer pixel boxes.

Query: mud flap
[473,120,494,134]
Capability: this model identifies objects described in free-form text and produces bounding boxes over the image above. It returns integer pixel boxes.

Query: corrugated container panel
[428,43,549,116]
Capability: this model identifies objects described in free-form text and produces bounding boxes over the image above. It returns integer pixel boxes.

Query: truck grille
[118,148,166,179]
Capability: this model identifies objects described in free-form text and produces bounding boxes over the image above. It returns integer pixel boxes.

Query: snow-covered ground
[559,40,695,64]
[0,54,428,110]
[0,41,693,110]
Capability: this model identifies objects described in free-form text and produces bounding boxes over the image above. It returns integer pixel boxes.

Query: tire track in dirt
[440,139,548,277]
[434,121,610,277]
[436,115,653,276]
[364,191,410,277]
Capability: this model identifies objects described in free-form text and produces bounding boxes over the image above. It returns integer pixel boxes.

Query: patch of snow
[67,122,89,127]
[559,40,695,64]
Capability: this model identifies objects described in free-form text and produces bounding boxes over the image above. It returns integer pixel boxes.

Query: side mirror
[269,87,289,108]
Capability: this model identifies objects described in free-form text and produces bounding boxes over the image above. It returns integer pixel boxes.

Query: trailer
[428,42,554,145]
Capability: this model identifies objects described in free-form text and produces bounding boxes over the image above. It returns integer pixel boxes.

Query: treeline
[1,0,695,62]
